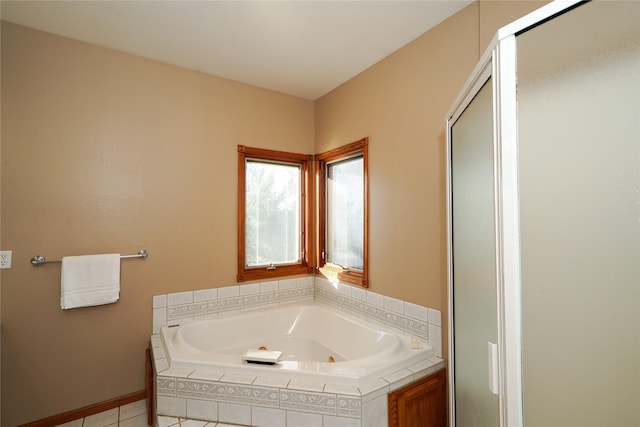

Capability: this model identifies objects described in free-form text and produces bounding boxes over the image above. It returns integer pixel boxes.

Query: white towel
[61,254,121,309]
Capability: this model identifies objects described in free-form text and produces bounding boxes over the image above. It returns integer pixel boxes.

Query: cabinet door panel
[389,370,446,427]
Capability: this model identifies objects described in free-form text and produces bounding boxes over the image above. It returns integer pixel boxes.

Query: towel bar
[30,249,148,267]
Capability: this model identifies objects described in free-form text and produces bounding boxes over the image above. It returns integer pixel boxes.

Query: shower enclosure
[446,1,639,426]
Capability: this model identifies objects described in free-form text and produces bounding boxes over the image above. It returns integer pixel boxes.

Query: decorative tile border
[177,379,226,401]
[279,390,337,415]
[167,303,208,321]
[156,377,177,396]
[337,395,362,417]
[226,384,280,408]
[155,369,356,419]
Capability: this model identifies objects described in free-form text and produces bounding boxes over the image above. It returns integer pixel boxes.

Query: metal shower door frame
[445,1,586,425]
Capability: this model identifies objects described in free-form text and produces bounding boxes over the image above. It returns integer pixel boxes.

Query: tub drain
[259,346,267,351]
[328,356,335,363]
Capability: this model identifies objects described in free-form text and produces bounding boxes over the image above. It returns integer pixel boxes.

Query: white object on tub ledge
[243,349,283,364]
[61,254,120,309]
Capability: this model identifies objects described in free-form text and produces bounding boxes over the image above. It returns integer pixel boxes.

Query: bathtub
[160,303,433,386]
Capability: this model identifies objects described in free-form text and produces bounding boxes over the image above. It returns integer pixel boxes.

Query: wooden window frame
[316,137,369,288]
[237,145,313,282]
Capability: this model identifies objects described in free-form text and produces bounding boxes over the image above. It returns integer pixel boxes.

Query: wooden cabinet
[388,369,447,427]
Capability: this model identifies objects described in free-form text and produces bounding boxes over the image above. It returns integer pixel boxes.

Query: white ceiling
[1,0,472,100]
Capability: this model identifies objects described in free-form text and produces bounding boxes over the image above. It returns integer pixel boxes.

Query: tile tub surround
[151,277,444,426]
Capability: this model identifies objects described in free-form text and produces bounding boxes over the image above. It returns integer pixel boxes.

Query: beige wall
[315,0,545,361]
[1,1,545,424]
[1,22,313,425]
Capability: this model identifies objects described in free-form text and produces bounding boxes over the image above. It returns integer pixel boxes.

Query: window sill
[238,264,313,282]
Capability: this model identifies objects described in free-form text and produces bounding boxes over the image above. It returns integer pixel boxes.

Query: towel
[61,254,121,309]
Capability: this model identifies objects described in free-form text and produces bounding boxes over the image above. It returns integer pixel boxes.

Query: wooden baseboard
[19,390,146,427]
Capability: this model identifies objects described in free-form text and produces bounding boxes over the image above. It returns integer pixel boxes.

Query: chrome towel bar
[30,249,148,267]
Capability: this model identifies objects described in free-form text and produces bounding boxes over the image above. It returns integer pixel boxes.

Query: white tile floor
[55,399,250,427]
[157,417,249,427]
[56,400,148,427]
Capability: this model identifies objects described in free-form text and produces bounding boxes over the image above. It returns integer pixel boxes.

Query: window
[238,145,312,282]
[317,138,369,287]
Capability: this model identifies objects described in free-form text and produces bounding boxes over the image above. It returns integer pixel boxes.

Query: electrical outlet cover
[0,250,12,269]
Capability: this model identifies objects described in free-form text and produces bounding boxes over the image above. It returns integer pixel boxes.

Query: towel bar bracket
[30,249,148,267]
[30,255,46,267]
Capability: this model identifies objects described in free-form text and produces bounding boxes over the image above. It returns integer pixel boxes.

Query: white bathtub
[160,303,433,386]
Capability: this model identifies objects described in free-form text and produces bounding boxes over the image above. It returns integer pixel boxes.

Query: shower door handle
[488,341,499,395]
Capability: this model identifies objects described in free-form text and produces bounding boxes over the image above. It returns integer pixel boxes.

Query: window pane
[327,156,363,270]
[245,160,300,267]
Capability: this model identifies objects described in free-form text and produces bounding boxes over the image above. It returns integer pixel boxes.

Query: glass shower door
[449,77,499,427]
[516,2,640,425]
